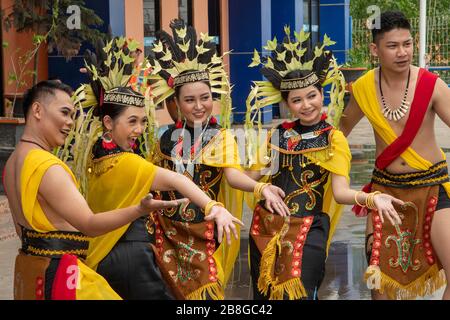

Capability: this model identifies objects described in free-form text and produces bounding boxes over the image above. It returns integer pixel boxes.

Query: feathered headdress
[146,19,233,128]
[55,37,157,195]
[244,27,346,167]
[246,27,345,127]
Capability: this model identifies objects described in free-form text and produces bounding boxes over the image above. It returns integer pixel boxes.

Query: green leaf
[276,50,286,62]
[121,54,135,65]
[33,35,45,45]
[116,37,126,49]
[296,47,307,58]
[127,39,141,52]
[265,57,274,69]
[160,50,173,61]
[196,44,211,55]
[283,42,297,51]
[314,46,323,57]
[179,40,191,53]
[152,41,164,53]
[2,41,8,48]
[104,40,113,54]
[8,72,17,83]
[323,34,336,47]
[200,32,214,42]
[176,26,187,39]
[299,30,310,43]
[284,25,291,36]
[263,37,277,51]
[248,49,261,67]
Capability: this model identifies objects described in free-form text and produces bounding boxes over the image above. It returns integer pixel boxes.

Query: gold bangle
[354,191,366,207]
[254,182,270,199]
[366,191,381,210]
[365,192,373,209]
[204,200,225,216]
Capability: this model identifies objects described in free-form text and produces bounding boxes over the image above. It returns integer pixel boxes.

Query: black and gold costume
[152,121,243,300]
[244,27,349,300]
[249,120,350,300]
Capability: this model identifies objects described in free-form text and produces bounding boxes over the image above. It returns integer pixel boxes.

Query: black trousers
[250,213,330,300]
[97,218,174,300]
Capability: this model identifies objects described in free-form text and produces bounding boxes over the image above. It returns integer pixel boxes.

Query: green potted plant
[0,0,105,192]
[339,47,372,108]
[340,47,370,83]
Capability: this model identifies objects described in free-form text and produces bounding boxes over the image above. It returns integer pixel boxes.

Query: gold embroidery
[26,245,88,257]
[25,230,89,242]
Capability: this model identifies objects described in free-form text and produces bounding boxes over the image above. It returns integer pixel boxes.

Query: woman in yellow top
[2,80,184,300]
[68,37,244,300]
[144,19,290,300]
[244,28,404,300]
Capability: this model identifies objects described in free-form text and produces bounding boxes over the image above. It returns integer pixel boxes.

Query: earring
[101,131,117,150]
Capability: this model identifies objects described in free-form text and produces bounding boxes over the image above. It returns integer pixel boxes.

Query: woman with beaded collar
[244,27,404,300]
[145,19,291,300]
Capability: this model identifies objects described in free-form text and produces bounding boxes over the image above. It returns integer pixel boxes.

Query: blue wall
[228,0,348,124]
[319,0,350,64]
[47,0,126,90]
[228,0,265,124]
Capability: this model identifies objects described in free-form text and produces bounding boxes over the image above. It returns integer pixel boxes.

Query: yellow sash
[21,149,121,300]
[85,153,158,270]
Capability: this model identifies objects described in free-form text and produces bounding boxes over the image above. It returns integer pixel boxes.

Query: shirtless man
[2,80,185,299]
[340,11,450,300]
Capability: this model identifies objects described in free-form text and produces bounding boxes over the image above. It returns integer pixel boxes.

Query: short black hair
[22,80,73,119]
[372,11,411,43]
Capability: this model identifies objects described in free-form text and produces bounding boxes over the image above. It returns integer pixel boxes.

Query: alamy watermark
[66,5,81,30]
[366,5,381,30]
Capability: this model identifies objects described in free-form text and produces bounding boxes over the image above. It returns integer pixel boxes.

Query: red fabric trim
[352,69,438,216]
[375,68,438,169]
[51,254,78,300]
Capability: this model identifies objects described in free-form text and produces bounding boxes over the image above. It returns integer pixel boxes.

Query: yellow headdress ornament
[55,37,157,195]
[245,27,345,129]
[244,28,346,167]
[146,19,233,128]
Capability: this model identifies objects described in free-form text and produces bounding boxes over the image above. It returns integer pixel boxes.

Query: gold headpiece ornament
[244,27,346,166]
[146,19,233,128]
[55,37,157,195]
[246,27,345,128]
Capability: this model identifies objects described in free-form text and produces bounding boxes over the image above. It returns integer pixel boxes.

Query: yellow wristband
[204,200,225,216]
[254,182,270,199]
[354,191,366,207]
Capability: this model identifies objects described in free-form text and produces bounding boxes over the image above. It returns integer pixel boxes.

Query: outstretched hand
[373,193,404,226]
[262,185,290,217]
[139,193,189,215]
[204,205,244,245]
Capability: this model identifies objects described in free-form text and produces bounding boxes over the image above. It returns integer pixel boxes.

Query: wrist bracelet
[204,200,225,216]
